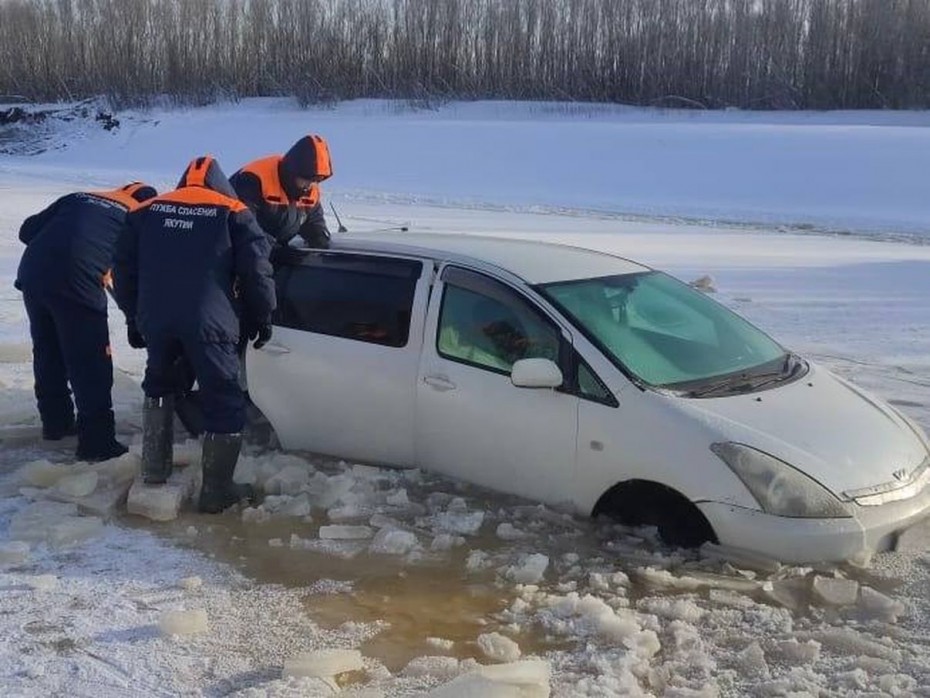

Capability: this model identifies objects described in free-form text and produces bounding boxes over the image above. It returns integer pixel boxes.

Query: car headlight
[711,442,851,518]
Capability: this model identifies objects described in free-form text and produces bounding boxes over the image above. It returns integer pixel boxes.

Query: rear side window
[274,254,422,347]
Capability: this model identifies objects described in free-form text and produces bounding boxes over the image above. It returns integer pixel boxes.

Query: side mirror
[511,358,563,389]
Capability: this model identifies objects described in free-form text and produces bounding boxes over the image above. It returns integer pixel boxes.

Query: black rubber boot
[75,411,128,462]
[198,432,254,514]
[142,396,174,484]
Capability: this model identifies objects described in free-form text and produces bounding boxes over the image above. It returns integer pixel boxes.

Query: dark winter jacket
[229,134,333,247]
[113,156,275,343]
[15,183,156,310]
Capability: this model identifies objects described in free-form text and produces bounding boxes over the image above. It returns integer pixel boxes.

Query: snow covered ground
[1,99,930,696]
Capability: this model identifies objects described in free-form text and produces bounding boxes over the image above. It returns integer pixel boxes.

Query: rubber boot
[197,432,254,514]
[75,411,129,462]
[142,396,174,484]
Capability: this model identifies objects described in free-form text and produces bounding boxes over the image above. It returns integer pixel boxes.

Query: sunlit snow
[1,98,929,695]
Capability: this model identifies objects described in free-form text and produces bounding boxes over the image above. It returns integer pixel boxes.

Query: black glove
[302,226,331,249]
[252,323,272,350]
[127,322,146,349]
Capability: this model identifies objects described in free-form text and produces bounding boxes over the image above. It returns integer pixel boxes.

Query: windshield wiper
[686,375,756,398]
[747,352,806,390]
[686,352,804,398]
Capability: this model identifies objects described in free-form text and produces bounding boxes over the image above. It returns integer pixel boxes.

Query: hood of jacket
[176,156,238,198]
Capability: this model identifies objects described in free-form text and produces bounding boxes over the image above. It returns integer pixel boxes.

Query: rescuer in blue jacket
[113,156,275,513]
[15,182,157,461]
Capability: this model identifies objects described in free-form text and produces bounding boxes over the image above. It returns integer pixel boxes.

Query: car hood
[672,362,929,497]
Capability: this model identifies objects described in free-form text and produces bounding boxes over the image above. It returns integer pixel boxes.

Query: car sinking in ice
[245,232,930,564]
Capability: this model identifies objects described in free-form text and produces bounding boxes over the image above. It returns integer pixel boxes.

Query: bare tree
[0,0,927,109]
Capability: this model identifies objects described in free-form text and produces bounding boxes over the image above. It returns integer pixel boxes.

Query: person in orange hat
[230,134,333,248]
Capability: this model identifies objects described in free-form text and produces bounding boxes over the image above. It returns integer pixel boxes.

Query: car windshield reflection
[537,271,804,394]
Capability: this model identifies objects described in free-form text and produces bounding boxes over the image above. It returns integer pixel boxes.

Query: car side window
[437,275,561,374]
[274,254,422,347]
[577,359,617,406]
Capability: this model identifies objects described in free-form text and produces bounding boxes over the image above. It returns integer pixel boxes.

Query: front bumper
[699,482,930,563]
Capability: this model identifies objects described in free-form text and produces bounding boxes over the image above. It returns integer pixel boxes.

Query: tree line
[0,0,927,110]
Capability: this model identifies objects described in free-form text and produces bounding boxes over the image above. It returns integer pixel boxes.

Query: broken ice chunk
[17,460,72,488]
[496,523,529,540]
[477,632,521,663]
[857,586,905,623]
[282,649,364,679]
[261,493,313,518]
[126,468,197,522]
[403,656,460,679]
[427,660,550,698]
[369,528,417,555]
[53,472,98,498]
[504,554,549,584]
[426,637,455,652]
[386,489,409,506]
[431,534,466,551]
[264,464,311,496]
[766,638,820,665]
[431,511,485,536]
[319,525,374,540]
[241,506,271,524]
[734,641,770,679]
[761,578,807,611]
[159,609,209,635]
[811,575,859,606]
[306,472,356,509]
[466,550,491,572]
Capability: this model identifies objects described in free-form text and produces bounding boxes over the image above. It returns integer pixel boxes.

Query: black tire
[595,480,717,548]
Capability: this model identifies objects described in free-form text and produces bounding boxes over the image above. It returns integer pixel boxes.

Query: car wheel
[593,479,717,548]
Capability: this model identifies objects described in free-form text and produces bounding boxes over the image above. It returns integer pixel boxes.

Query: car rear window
[274,253,422,347]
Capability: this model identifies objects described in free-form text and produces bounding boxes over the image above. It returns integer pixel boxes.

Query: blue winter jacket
[113,157,275,343]
[16,184,156,310]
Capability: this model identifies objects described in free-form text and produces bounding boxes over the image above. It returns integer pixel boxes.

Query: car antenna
[329,202,348,233]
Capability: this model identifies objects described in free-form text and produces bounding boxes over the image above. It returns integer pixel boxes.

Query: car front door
[247,252,428,467]
[416,265,580,508]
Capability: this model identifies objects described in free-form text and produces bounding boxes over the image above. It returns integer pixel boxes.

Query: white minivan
[246,232,930,563]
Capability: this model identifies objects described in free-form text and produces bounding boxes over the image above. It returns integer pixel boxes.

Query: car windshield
[538,271,792,393]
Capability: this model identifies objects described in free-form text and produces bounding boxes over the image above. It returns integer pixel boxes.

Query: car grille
[845,455,930,507]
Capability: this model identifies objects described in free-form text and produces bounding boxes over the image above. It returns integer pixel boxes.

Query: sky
[0,98,929,696]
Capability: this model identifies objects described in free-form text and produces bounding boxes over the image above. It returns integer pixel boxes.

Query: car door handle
[423,374,457,392]
[261,341,291,355]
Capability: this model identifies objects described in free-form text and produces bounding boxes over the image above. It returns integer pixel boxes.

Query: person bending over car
[113,156,276,513]
[230,134,334,249]
[15,182,157,461]
[171,136,333,441]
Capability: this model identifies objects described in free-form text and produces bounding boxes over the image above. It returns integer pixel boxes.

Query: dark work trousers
[142,336,244,434]
[23,291,114,440]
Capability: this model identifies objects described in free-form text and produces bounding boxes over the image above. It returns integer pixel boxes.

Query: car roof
[327,231,650,284]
